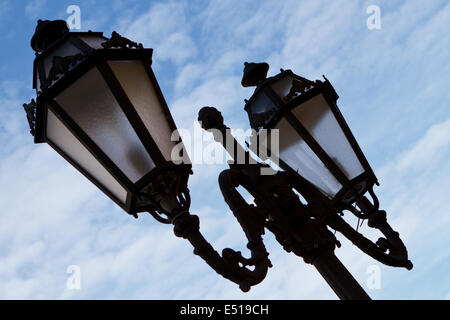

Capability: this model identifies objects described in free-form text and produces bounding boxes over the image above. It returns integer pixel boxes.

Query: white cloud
[0,0,10,22]
[25,0,48,20]
[395,118,450,172]
[120,2,197,66]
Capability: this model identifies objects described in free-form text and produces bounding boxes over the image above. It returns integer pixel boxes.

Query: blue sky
[0,0,449,299]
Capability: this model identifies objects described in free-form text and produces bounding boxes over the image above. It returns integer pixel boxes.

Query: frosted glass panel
[55,67,155,182]
[43,40,82,79]
[251,90,277,115]
[108,60,184,162]
[46,109,128,204]
[77,35,107,49]
[270,76,293,101]
[35,65,42,93]
[261,118,342,198]
[292,94,364,180]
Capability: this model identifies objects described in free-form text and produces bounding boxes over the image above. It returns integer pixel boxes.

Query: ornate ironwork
[329,193,413,269]
[249,107,278,130]
[43,52,88,89]
[139,166,192,223]
[101,31,144,50]
[192,106,411,297]
[141,165,271,292]
[284,77,316,102]
[23,99,37,136]
[170,170,272,292]
[198,107,342,266]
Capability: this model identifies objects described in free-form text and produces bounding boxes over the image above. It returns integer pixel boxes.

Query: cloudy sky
[0,0,449,299]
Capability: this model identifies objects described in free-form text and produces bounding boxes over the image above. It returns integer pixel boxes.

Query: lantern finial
[198,106,225,131]
[241,62,269,87]
[31,19,69,52]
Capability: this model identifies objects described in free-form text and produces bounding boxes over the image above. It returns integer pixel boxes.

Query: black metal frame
[31,30,191,216]
[32,32,106,92]
[191,106,412,298]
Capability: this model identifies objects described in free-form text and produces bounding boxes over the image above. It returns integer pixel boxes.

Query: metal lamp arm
[171,208,271,292]
[285,168,413,269]
[141,162,270,291]
[143,170,271,292]
[328,212,413,270]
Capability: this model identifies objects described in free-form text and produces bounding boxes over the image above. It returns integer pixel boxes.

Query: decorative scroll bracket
[198,105,413,271]
[101,31,144,50]
[42,51,89,90]
[23,99,37,136]
[141,166,272,292]
[284,77,316,102]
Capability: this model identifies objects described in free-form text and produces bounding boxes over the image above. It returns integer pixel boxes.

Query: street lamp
[23,20,412,300]
[238,62,413,270]
[242,62,375,207]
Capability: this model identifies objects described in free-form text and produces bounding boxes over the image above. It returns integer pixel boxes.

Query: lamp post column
[276,200,372,300]
[312,250,371,300]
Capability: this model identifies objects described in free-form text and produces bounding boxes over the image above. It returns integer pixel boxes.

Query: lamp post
[23,20,412,300]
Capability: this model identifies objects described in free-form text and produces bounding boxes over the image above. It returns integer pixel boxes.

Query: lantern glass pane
[270,76,293,101]
[35,64,42,94]
[43,39,82,79]
[291,94,364,180]
[251,90,278,116]
[46,108,128,204]
[55,67,155,183]
[108,60,181,162]
[36,39,82,93]
[264,117,342,198]
[77,35,107,49]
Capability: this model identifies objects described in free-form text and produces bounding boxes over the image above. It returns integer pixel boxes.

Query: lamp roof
[31,19,70,52]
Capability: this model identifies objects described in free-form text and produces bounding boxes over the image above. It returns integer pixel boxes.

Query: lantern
[26,20,190,217]
[244,62,378,206]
